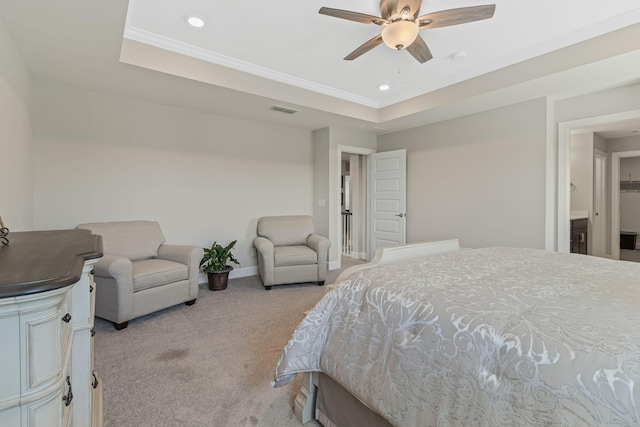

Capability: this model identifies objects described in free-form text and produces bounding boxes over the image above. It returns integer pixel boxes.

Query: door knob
[395,213,406,218]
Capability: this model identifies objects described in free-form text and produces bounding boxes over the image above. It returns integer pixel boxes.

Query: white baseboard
[328,260,340,270]
[350,252,368,260]
[230,266,258,278]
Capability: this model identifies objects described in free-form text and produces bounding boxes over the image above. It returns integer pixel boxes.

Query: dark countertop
[0,229,103,298]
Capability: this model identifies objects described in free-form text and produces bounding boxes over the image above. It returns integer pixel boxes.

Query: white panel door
[369,149,407,256]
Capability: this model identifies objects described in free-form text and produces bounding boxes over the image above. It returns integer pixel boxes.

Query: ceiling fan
[319,0,496,63]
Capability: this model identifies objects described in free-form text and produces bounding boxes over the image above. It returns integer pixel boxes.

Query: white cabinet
[0,230,103,427]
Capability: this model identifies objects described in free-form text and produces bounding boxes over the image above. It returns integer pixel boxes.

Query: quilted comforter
[273,247,640,426]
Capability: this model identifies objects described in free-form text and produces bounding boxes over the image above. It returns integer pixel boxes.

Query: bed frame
[294,239,461,425]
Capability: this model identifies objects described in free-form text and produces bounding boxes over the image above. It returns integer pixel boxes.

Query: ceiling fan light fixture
[382,20,419,50]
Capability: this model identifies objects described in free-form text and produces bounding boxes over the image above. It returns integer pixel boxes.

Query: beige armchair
[253,215,330,290]
[76,221,203,330]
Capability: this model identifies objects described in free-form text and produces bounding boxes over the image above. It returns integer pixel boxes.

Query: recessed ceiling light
[378,84,390,91]
[187,16,205,28]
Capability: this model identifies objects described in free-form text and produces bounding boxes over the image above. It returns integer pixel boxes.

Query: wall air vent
[270,105,299,115]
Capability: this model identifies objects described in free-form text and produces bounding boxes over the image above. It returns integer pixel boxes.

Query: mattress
[273,247,640,426]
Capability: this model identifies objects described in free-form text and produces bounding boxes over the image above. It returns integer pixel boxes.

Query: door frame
[611,150,640,260]
[592,149,607,257]
[336,145,375,269]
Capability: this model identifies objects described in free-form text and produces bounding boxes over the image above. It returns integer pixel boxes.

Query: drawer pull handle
[90,285,94,293]
[91,269,95,275]
[62,376,73,406]
[62,313,72,323]
[91,327,95,337]
[92,372,99,389]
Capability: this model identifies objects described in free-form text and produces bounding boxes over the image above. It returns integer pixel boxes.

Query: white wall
[0,14,33,231]
[556,83,640,124]
[570,133,594,215]
[607,135,640,154]
[377,98,548,249]
[33,81,314,273]
[313,128,330,241]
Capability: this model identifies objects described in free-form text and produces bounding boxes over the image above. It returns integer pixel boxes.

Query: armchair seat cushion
[132,259,188,292]
[274,245,318,267]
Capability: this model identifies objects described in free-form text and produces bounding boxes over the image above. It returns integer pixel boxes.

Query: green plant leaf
[200,240,241,272]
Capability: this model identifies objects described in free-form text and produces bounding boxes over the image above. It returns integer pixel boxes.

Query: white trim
[557,109,640,255]
[229,266,258,279]
[124,27,379,108]
[592,149,607,257]
[612,150,640,260]
[337,145,376,156]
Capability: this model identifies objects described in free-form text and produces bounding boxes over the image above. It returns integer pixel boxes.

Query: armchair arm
[158,244,204,300]
[93,255,133,281]
[307,234,331,281]
[254,236,275,287]
[92,255,135,324]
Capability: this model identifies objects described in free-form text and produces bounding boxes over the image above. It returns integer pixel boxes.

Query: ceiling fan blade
[319,7,386,25]
[406,35,433,63]
[344,35,384,60]
[417,5,496,29]
[380,0,423,20]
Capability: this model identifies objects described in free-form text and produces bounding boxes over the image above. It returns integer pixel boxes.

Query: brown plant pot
[207,268,232,291]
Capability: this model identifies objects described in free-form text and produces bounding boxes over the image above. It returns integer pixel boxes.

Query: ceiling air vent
[270,105,299,115]
[369,127,389,133]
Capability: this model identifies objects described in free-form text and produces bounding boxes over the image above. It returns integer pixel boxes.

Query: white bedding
[273,247,640,426]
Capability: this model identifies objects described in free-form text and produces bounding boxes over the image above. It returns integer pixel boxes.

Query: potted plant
[200,240,240,291]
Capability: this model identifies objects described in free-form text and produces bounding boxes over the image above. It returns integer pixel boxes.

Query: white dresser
[0,230,103,427]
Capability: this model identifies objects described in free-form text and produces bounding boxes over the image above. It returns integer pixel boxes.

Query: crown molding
[123,26,381,108]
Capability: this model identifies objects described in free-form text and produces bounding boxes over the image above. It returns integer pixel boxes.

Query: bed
[272,239,640,426]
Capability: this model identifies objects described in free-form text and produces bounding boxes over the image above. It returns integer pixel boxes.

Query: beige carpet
[95,257,365,427]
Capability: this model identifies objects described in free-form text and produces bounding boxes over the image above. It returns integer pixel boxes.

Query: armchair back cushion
[257,215,314,246]
[77,220,166,261]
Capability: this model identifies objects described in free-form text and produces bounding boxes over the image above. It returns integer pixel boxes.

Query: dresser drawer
[19,288,69,392]
[21,387,65,426]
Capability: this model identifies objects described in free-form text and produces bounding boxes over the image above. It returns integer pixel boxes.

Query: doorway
[337,145,375,267]
[557,109,640,255]
[612,151,640,261]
